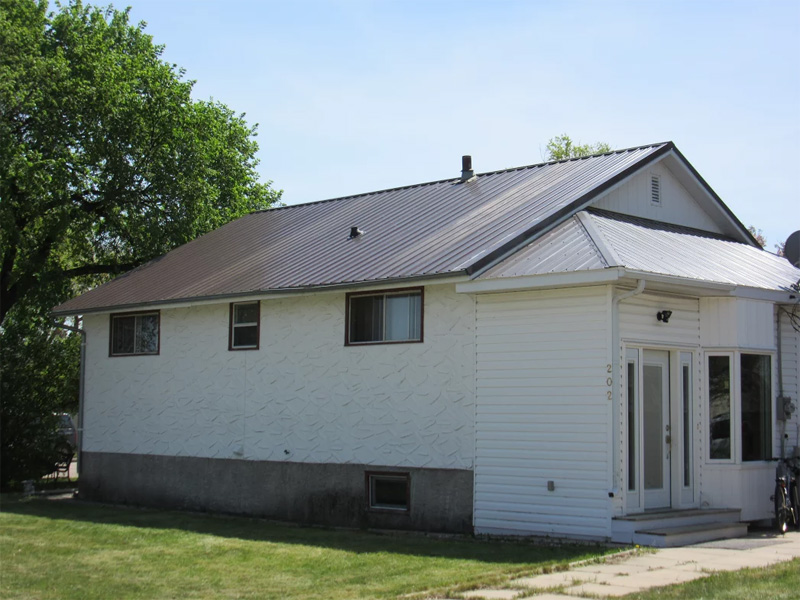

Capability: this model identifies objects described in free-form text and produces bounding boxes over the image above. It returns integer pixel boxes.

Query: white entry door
[643,350,671,509]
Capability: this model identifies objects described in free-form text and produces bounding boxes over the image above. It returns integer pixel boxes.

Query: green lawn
[0,496,610,600]
[628,558,800,599]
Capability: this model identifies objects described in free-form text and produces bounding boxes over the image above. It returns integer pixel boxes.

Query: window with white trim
[707,354,732,460]
[110,312,159,356]
[740,354,771,462]
[367,472,409,512]
[346,288,422,344]
[229,302,260,350]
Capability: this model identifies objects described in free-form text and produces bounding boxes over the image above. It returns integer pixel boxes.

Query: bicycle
[773,456,800,534]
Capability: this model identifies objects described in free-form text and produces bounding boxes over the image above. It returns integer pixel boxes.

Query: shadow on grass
[0,494,611,566]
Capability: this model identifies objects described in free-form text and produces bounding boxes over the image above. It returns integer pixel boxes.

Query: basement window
[229,302,260,350]
[110,312,160,356]
[346,288,423,345]
[367,472,410,512]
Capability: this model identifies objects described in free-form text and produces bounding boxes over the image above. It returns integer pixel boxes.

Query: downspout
[610,279,646,508]
[53,319,85,476]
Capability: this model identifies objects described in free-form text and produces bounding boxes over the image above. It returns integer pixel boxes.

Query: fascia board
[52,274,471,317]
[456,268,624,294]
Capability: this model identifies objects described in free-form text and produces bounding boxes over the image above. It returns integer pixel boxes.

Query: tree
[0,0,281,486]
[545,134,612,161]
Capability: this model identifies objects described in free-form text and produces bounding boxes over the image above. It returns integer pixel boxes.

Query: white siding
[620,294,701,347]
[778,306,800,453]
[701,298,775,349]
[474,286,612,539]
[593,163,722,233]
[82,283,475,470]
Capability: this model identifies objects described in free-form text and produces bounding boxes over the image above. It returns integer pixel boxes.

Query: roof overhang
[457,267,798,303]
[52,273,471,317]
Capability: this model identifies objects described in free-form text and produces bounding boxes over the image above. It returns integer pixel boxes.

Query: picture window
[346,288,422,345]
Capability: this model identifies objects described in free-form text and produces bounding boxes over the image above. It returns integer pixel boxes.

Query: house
[53,142,800,545]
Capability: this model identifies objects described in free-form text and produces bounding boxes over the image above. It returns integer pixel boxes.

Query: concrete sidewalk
[448,529,800,599]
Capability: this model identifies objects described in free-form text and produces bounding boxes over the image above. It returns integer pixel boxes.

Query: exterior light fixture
[657,310,672,323]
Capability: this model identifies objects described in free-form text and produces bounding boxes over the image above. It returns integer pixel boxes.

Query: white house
[54,142,800,546]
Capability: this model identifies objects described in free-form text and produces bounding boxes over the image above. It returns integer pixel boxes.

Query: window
[229,302,260,350]
[110,312,159,356]
[707,355,732,460]
[366,472,409,512]
[740,354,771,461]
[346,288,422,345]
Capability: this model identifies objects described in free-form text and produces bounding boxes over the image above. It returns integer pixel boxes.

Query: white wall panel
[474,286,612,539]
[620,293,701,347]
[593,163,722,233]
[701,298,775,349]
[82,283,475,469]
[778,306,800,453]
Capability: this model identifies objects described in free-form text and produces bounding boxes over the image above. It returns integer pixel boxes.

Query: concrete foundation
[80,452,474,533]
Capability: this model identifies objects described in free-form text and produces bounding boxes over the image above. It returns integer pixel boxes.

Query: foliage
[545,134,612,160]
[0,0,280,486]
[748,225,767,248]
[0,498,609,599]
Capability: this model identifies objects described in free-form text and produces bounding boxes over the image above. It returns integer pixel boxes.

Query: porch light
[657,310,672,323]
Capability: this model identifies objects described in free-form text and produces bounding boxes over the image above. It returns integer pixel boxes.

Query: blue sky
[122,0,799,250]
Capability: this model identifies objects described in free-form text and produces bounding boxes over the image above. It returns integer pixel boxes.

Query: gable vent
[650,175,661,205]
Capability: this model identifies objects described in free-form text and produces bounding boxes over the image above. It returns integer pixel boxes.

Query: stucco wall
[82,283,475,470]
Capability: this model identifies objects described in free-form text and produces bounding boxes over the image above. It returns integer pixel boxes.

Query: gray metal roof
[482,209,800,292]
[54,143,675,315]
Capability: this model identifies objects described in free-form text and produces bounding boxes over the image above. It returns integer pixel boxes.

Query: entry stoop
[612,508,748,547]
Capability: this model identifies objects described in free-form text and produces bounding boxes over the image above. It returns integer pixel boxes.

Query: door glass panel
[627,361,637,492]
[643,364,663,490]
[682,364,691,487]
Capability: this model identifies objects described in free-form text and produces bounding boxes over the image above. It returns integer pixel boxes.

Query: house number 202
[606,364,613,399]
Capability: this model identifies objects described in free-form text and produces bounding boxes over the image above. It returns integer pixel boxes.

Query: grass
[0,495,611,600]
[626,558,800,599]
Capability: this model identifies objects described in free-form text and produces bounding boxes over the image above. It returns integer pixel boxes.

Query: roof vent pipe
[461,155,474,182]
[349,226,364,239]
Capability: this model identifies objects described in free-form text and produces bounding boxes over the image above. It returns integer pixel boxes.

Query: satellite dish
[785,230,800,268]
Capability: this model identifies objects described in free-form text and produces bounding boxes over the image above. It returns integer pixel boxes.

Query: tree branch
[61,262,142,279]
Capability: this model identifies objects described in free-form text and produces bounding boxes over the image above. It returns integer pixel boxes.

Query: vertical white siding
[700,298,775,349]
[82,283,475,470]
[473,286,612,539]
[778,306,800,453]
[592,163,722,233]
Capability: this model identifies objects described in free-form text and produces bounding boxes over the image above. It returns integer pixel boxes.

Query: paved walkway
[446,529,800,599]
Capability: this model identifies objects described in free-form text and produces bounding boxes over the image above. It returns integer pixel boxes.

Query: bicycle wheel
[775,484,789,534]
[792,480,800,531]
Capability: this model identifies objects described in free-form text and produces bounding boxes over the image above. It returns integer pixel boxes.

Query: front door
[643,350,671,509]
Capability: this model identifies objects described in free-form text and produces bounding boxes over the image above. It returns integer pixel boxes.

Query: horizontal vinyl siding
[474,286,612,539]
[620,294,700,346]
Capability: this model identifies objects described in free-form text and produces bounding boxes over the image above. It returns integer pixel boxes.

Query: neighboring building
[54,142,800,546]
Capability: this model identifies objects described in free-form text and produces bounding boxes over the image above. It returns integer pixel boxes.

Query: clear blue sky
[122,0,799,250]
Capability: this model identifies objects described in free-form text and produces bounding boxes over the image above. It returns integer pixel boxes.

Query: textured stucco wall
[82,283,475,470]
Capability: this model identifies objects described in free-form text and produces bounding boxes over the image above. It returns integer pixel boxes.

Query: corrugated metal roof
[54,143,671,314]
[481,209,800,292]
[589,210,800,291]
[478,215,608,278]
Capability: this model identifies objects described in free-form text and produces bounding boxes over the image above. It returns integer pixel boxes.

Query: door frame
[624,346,698,513]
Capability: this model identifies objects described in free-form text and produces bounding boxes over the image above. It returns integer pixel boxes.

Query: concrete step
[633,521,749,548]
[611,509,744,545]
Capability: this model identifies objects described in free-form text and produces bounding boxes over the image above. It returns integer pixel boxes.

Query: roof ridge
[257,141,673,214]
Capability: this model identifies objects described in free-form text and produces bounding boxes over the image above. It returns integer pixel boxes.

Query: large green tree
[0,0,281,486]
[545,134,612,161]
